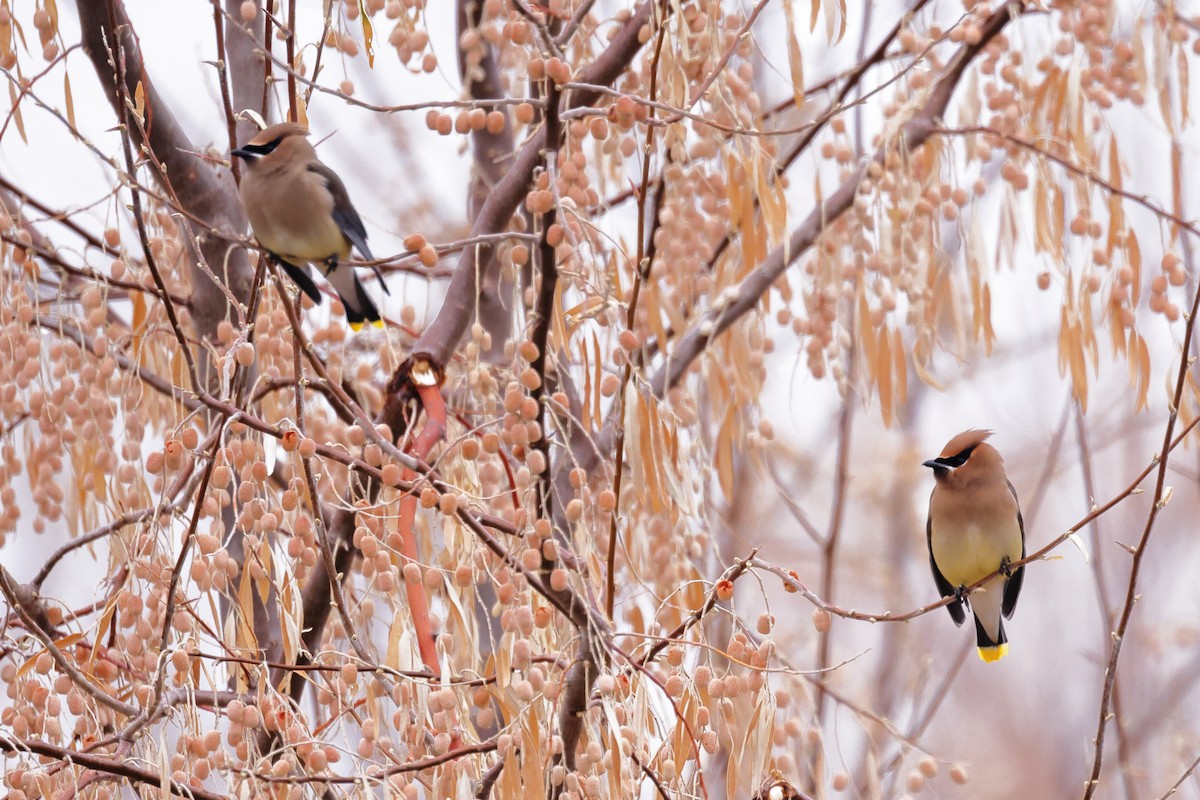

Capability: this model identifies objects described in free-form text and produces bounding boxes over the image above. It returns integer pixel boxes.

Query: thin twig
[814,343,856,721]
[1081,239,1200,800]
[1075,402,1139,800]
[0,735,224,800]
[606,0,669,621]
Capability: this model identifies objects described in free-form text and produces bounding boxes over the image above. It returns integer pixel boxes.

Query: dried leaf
[133,80,146,126]
[294,90,308,128]
[0,1,11,62]
[825,0,846,44]
[519,714,542,794]
[876,324,893,426]
[95,592,118,650]
[1130,329,1150,412]
[982,283,995,355]
[357,0,375,67]
[235,558,258,652]
[1180,45,1190,129]
[715,403,736,501]
[8,82,25,143]
[912,337,945,390]
[279,571,299,665]
[63,72,75,131]
[781,0,805,109]
[637,391,664,512]
[857,289,875,366]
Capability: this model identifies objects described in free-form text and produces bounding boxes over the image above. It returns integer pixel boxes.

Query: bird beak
[923,458,953,471]
[231,147,251,161]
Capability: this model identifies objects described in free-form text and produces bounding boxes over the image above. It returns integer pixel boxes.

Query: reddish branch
[396,373,450,679]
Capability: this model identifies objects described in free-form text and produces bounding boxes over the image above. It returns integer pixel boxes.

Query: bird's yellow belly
[255,216,348,264]
[932,523,1019,588]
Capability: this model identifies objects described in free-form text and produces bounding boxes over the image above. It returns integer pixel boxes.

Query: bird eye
[242,136,283,156]
[943,445,976,467]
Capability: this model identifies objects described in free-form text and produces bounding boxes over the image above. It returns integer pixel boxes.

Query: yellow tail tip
[978,643,1009,663]
[372,319,384,329]
[348,321,366,332]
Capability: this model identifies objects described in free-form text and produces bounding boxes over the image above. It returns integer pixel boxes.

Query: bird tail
[974,613,1008,663]
[342,275,383,332]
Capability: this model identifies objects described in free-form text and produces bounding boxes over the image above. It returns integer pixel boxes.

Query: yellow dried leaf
[1130,329,1150,412]
[357,0,375,67]
[893,328,907,408]
[1106,194,1123,261]
[94,593,118,651]
[8,82,25,144]
[912,338,945,390]
[279,573,299,665]
[982,283,995,355]
[591,332,602,430]
[1127,233,1142,301]
[1179,47,1190,129]
[0,1,10,60]
[133,80,145,126]
[782,0,805,109]
[63,72,75,131]
[236,560,259,652]
[638,393,664,512]
[15,649,41,680]
[715,404,736,501]
[876,325,893,426]
[1108,133,1123,191]
[254,535,272,604]
[294,90,308,128]
[500,747,520,797]
[858,290,875,365]
[832,0,847,42]
[520,715,542,793]
[171,346,186,392]
[581,338,593,434]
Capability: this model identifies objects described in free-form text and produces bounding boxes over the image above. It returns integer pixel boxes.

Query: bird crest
[245,122,309,147]
[938,429,993,459]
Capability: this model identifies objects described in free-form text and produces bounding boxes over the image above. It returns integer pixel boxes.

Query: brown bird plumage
[232,123,387,329]
[924,430,1025,662]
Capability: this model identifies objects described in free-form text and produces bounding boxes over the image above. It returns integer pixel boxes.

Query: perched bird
[924,430,1026,662]
[232,122,388,330]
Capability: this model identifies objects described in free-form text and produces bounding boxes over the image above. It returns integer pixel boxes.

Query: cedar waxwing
[232,122,388,330]
[924,430,1026,662]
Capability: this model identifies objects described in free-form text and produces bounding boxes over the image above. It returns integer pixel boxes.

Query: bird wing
[927,509,966,626]
[1001,480,1026,619]
[306,162,391,295]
